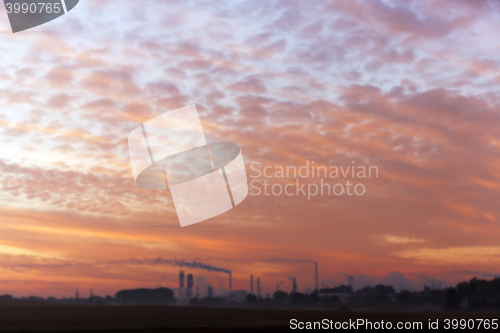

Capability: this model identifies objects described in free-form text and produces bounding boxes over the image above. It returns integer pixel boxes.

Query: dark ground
[0,300,498,332]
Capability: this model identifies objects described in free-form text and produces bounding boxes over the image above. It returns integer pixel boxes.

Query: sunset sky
[1,0,500,298]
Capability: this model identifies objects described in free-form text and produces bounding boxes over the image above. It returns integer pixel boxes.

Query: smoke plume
[152,258,231,274]
[106,258,231,275]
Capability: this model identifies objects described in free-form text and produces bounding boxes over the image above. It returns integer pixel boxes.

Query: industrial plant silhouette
[1,263,499,332]
[2,267,500,312]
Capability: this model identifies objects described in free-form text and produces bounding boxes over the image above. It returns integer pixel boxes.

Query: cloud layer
[0,0,499,297]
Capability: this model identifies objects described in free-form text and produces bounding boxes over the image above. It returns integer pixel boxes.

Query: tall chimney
[257,278,260,297]
[179,271,185,288]
[186,273,194,298]
[179,271,185,299]
[250,275,254,294]
[314,262,318,291]
[229,272,232,294]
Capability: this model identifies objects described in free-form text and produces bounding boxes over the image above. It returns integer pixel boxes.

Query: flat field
[0,300,498,332]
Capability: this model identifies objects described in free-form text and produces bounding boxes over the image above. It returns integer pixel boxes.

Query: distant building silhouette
[348,276,354,289]
[115,288,174,305]
[231,290,248,302]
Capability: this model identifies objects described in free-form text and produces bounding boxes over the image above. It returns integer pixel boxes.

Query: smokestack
[179,271,185,288]
[314,262,318,291]
[250,275,253,294]
[257,278,260,297]
[289,276,297,294]
[229,272,232,294]
[186,273,194,298]
[179,271,185,299]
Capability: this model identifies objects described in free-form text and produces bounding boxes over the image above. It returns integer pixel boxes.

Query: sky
[0,0,500,298]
